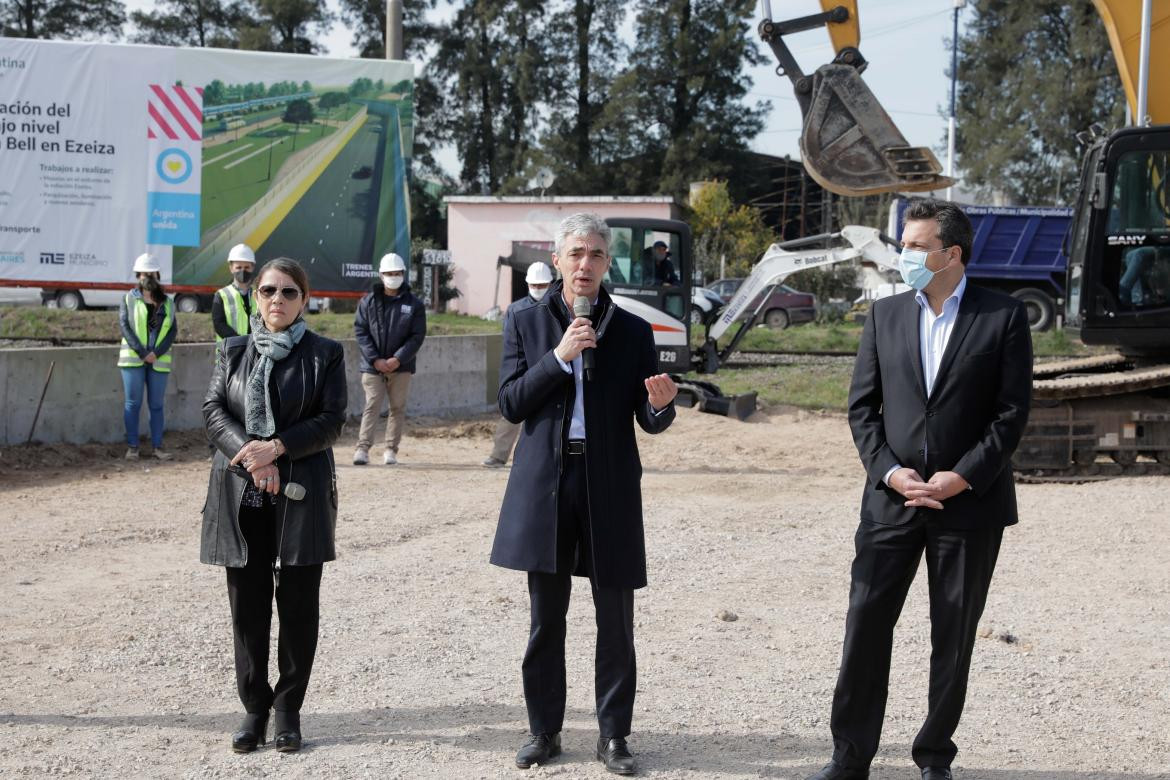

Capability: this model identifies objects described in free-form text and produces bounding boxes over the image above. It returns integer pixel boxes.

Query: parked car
[691,285,726,326]
[708,277,817,329]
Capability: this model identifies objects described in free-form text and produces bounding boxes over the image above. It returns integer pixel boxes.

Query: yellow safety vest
[117,292,175,372]
[215,285,251,344]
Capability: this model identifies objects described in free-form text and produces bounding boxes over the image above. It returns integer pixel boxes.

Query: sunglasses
[257,285,302,301]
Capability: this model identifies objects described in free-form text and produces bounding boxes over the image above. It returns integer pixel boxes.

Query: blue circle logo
[156,147,193,185]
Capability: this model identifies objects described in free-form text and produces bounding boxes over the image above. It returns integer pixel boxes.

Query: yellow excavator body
[1092,0,1170,124]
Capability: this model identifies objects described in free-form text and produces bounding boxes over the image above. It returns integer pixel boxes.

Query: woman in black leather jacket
[201,257,346,754]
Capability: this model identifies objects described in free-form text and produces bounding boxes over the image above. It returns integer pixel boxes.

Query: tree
[2,0,125,39]
[533,0,627,194]
[597,0,769,200]
[130,0,246,48]
[338,0,437,60]
[246,0,332,54]
[282,98,315,125]
[689,181,775,280]
[429,0,552,193]
[955,1,1125,205]
[318,91,348,111]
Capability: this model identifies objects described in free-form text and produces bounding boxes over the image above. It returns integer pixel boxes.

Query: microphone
[228,464,306,500]
[573,295,595,380]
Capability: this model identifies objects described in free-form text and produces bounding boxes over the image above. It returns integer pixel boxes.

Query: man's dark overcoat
[490,280,674,589]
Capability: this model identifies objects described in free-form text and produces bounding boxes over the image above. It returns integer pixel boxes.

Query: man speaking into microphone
[491,213,677,774]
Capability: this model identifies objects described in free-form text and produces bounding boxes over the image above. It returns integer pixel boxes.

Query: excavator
[757,0,1170,476]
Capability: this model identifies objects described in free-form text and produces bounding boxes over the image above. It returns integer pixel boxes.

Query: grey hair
[554,212,611,255]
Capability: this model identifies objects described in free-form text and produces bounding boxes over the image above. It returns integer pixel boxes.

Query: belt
[566,439,586,455]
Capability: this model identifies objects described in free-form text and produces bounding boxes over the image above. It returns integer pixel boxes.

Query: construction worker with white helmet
[352,252,427,465]
[212,243,256,353]
[117,251,178,461]
[482,261,556,467]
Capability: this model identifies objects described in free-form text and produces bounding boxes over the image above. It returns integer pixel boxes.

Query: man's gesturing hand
[555,317,596,363]
[645,374,677,411]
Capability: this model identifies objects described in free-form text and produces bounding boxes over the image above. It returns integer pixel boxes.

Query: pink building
[443,196,680,316]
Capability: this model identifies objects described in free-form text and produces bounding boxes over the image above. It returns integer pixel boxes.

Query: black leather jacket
[201,328,347,567]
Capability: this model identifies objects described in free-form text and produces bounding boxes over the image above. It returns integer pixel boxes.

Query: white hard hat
[133,253,160,273]
[526,262,553,284]
[379,253,406,273]
[227,243,255,264]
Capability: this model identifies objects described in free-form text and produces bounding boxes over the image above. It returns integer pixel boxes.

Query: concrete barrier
[0,334,502,446]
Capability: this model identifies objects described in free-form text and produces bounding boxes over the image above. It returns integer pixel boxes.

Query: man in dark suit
[808,199,1033,780]
[491,212,678,774]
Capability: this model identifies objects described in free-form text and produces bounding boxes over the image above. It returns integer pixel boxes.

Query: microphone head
[283,482,306,501]
[573,295,591,319]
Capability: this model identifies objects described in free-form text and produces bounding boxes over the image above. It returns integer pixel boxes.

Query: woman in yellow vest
[117,252,178,460]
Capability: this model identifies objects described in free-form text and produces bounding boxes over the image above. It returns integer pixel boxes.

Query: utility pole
[387,0,404,60]
[946,0,964,201]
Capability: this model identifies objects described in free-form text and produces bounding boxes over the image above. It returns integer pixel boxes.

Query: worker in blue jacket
[353,252,427,465]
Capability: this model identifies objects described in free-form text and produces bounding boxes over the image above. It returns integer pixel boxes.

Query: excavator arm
[703,225,900,362]
[759,1,955,196]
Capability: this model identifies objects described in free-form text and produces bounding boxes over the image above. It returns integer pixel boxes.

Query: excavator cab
[758,1,954,196]
[1066,126,1170,357]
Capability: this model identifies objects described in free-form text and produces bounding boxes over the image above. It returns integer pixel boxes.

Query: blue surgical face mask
[899,247,953,290]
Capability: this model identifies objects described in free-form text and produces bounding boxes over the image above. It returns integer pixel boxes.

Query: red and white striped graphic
[146,84,204,141]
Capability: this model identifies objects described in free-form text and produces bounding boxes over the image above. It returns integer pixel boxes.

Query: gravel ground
[0,408,1167,779]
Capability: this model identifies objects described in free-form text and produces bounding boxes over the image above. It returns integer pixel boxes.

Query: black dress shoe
[921,768,953,780]
[273,710,302,753]
[806,761,869,780]
[515,732,561,768]
[231,711,269,753]
[596,736,636,775]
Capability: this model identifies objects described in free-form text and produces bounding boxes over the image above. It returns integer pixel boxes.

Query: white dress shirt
[883,275,967,485]
[557,351,589,439]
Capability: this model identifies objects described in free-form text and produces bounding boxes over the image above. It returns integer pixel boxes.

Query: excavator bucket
[800,64,955,196]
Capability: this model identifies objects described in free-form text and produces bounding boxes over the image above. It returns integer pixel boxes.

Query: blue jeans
[121,365,169,448]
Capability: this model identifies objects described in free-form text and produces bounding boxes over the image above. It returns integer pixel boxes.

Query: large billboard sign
[0,38,413,294]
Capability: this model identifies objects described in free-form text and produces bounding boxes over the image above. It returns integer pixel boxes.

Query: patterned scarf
[245,312,307,437]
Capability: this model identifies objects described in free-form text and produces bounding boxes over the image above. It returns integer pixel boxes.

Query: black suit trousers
[522,452,637,739]
[225,503,323,715]
[830,515,1003,770]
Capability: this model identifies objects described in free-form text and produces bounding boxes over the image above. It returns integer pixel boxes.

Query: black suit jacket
[490,281,675,589]
[848,282,1032,529]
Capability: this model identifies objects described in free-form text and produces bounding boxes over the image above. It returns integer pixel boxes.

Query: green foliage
[688,181,775,280]
[248,0,333,54]
[531,0,627,194]
[338,0,436,59]
[427,0,553,194]
[317,92,348,111]
[129,0,247,48]
[593,0,769,200]
[281,98,315,126]
[693,362,854,411]
[785,265,861,309]
[2,0,124,39]
[956,1,1126,204]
